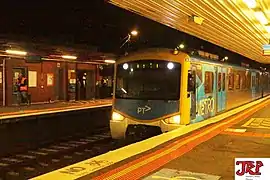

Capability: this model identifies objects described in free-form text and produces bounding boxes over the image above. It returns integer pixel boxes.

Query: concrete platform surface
[0,99,112,119]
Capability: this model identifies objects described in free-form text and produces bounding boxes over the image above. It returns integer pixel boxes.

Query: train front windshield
[115,60,181,100]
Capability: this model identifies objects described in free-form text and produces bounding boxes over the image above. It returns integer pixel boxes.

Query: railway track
[0,128,113,180]
[0,126,158,180]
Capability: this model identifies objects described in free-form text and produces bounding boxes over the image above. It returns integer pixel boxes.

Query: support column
[2,58,6,106]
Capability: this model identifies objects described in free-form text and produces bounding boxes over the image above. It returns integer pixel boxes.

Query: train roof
[117,48,188,64]
[190,55,260,72]
[117,48,262,71]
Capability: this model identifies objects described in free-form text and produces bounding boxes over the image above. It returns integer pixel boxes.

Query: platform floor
[0,99,112,118]
[86,99,270,180]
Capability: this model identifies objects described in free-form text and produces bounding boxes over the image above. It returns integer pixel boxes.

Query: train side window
[222,73,226,91]
[218,73,221,91]
[252,76,256,87]
[246,72,251,89]
[228,73,234,90]
[235,74,240,89]
[256,72,260,88]
[242,73,246,89]
[205,71,214,93]
[256,76,260,88]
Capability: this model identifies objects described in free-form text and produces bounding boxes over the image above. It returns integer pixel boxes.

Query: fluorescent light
[179,44,185,49]
[5,50,27,56]
[61,55,77,60]
[193,16,204,25]
[130,30,138,36]
[104,59,116,63]
[121,88,127,94]
[265,25,270,32]
[254,11,268,25]
[243,0,256,8]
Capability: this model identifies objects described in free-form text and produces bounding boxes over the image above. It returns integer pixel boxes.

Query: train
[110,48,270,139]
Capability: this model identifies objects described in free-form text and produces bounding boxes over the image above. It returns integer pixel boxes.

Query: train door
[0,67,3,106]
[217,66,227,112]
[251,72,256,99]
[12,68,27,104]
[86,70,95,99]
[57,68,65,100]
[197,63,216,121]
[190,64,197,120]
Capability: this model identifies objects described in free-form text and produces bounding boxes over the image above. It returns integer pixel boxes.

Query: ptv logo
[236,160,264,176]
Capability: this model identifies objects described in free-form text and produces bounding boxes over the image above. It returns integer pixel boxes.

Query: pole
[120,34,131,48]
[2,58,6,106]
[261,71,264,98]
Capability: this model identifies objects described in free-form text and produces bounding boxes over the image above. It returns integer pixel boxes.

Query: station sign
[263,45,270,56]
[241,62,250,68]
[25,55,42,63]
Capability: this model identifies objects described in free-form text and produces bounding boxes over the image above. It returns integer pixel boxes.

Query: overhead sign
[197,50,219,60]
[241,62,250,68]
[263,45,270,56]
[26,55,42,63]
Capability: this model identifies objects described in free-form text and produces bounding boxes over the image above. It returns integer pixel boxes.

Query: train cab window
[228,73,234,90]
[204,71,214,94]
[235,74,240,89]
[222,73,226,91]
[116,60,181,100]
[218,73,221,91]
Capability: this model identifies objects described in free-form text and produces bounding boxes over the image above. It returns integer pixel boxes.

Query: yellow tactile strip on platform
[242,118,270,129]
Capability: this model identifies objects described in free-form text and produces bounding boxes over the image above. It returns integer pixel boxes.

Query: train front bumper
[110,114,182,139]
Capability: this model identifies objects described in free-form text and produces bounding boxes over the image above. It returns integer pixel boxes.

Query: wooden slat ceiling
[109,0,270,64]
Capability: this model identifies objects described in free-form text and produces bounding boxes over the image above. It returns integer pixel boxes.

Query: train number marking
[137,105,151,114]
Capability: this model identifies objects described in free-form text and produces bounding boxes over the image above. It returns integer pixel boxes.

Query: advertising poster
[28,71,37,87]
[47,73,54,86]
[0,72,2,84]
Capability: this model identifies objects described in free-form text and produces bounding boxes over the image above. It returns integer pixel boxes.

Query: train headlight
[112,112,124,121]
[164,115,181,124]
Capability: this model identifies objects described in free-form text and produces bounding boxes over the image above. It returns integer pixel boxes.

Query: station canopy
[109,0,270,64]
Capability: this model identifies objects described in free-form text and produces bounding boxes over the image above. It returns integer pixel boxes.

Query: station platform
[32,96,270,180]
[0,99,112,120]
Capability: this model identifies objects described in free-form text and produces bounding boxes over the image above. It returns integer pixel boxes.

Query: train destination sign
[263,45,270,56]
[197,50,219,60]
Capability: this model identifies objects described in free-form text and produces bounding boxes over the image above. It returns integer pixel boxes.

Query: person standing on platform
[16,73,29,105]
